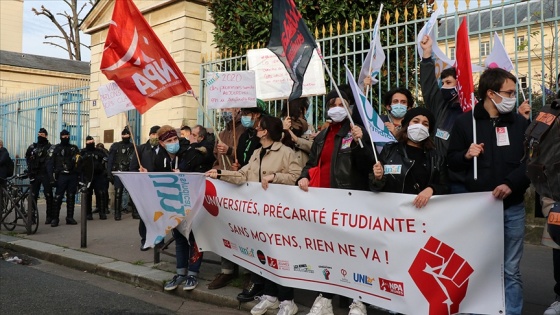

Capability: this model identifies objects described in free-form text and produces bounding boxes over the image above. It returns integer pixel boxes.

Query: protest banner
[247,48,325,101]
[206,71,257,109]
[194,179,506,315]
[98,82,135,117]
[114,172,206,249]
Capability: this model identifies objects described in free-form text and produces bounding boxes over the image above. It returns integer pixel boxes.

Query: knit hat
[149,125,161,135]
[86,135,94,141]
[121,127,130,135]
[325,90,349,106]
[401,107,436,134]
[39,128,48,135]
[60,129,70,136]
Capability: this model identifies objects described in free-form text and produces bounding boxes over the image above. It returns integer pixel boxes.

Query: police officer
[47,129,81,227]
[107,127,134,221]
[80,136,108,220]
[25,128,54,224]
[93,143,110,216]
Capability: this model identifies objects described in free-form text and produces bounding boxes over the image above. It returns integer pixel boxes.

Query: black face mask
[441,87,458,102]
[122,137,130,143]
[38,136,48,144]
[86,143,95,150]
[60,138,70,145]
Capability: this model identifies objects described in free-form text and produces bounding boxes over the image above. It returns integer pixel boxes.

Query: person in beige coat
[206,115,301,315]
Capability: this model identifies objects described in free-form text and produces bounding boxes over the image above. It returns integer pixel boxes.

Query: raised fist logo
[408,237,474,315]
[323,269,330,280]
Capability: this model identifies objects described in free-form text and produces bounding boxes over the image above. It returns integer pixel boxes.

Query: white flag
[358,5,385,90]
[346,65,396,147]
[484,32,514,71]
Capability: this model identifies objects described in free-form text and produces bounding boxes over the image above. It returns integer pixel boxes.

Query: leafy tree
[31,0,96,60]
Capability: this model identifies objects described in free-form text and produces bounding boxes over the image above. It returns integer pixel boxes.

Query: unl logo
[408,237,474,315]
[267,257,278,269]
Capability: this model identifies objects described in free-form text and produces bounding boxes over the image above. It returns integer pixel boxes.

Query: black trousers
[554,248,560,297]
[263,279,293,301]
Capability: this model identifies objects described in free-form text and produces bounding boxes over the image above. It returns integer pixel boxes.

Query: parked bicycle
[0,173,38,234]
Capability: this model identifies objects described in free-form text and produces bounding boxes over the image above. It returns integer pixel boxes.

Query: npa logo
[267,257,278,269]
[353,273,375,286]
[294,264,314,273]
[257,250,266,265]
[379,278,404,296]
[340,269,350,283]
[223,239,231,249]
[239,246,255,257]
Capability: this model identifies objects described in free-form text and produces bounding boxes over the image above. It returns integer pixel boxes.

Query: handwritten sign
[98,82,135,117]
[247,48,326,101]
[206,71,257,109]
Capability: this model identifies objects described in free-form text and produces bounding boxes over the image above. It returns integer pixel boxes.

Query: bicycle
[0,173,38,234]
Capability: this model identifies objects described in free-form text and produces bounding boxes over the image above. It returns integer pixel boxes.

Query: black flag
[268,0,317,101]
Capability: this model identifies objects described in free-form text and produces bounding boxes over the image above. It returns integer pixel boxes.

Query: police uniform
[25,128,54,224]
[107,127,134,220]
[47,129,81,227]
[80,136,109,220]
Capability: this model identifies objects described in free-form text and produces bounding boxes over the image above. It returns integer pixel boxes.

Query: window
[515,36,526,51]
[519,76,528,89]
[449,47,456,60]
[480,41,490,57]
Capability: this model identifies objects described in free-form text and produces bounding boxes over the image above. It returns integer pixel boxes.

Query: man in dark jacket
[107,127,134,220]
[25,128,54,224]
[181,125,215,172]
[447,68,530,315]
[0,139,10,187]
[80,136,108,220]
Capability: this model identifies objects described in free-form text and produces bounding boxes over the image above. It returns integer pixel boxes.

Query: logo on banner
[239,246,255,257]
[267,257,279,269]
[379,278,405,296]
[319,265,332,280]
[203,180,219,216]
[294,264,314,273]
[257,250,266,264]
[340,269,350,283]
[353,273,375,286]
[279,260,290,270]
[223,239,232,249]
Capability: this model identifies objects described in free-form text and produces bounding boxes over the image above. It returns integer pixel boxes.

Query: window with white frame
[515,36,526,51]
[449,47,455,60]
[519,76,528,89]
[480,41,490,57]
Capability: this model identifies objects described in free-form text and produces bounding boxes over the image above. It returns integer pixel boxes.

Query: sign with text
[194,180,505,315]
[98,82,135,117]
[247,48,326,101]
[206,71,257,109]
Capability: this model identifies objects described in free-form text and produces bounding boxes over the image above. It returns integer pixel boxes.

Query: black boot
[86,192,93,220]
[131,201,140,219]
[98,191,107,220]
[66,193,78,225]
[51,194,63,227]
[114,188,122,221]
[105,192,110,214]
[44,192,54,224]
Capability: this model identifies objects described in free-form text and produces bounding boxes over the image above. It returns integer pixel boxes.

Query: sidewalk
[0,202,555,315]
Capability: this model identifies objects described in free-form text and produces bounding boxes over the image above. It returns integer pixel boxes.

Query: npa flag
[455,18,475,113]
[358,5,385,90]
[346,65,396,148]
[268,0,317,101]
[101,0,191,114]
[484,32,514,71]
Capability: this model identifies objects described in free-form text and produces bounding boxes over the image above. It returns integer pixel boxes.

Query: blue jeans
[173,228,203,276]
[504,202,525,315]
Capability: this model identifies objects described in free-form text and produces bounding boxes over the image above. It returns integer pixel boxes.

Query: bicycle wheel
[1,187,18,231]
[21,196,39,234]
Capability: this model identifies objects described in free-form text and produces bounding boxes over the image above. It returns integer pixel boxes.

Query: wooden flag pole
[125,121,143,171]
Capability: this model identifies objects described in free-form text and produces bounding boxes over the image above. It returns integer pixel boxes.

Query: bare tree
[32,0,96,60]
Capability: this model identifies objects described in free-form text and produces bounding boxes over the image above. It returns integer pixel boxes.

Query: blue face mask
[241,116,254,128]
[165,142,180,154]
[390,104,407,118]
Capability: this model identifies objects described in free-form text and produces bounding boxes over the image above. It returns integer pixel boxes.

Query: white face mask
[491,92,517,114]
[407,124,430,142]
[327,106,348,123]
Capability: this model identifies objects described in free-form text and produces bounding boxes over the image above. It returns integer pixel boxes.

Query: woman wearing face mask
[370,107,449,208]
[280,97,313,168]
[206,116,302,315]
[381,87,415,137]
[155,125,185,172]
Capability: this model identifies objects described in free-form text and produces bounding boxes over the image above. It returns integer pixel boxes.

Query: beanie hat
[39,128,48,135]
[86,135,94,141]
[60,129,70,136]
[149,125,161,135]
[325,90,349,107]
[401,107,436,134]
[121,127,130,135]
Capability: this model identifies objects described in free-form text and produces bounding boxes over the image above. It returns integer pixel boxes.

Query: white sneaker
[307,294,334,315]
[545,301,560,315]
[251,295,280,315]
[278,300,298,315]
[348,300,367,315]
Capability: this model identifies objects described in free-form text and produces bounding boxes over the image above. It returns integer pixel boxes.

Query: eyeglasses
[495,90,517,98]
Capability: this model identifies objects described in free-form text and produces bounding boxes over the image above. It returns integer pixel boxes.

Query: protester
[94,142,110,216]
[47,129,81,227]
[381,87,414,137]
[280,98,313,168]
[0,139,10,188]
[207,116,301,315]
[25,128,54,224]
[107,127,134,220]
[181,125,215,172]
[297,90,375,315]
[370,107,448,205]
[447,68,530,315]
[180,125,191,139]
[236,104,265,168]
[79,136,109,220]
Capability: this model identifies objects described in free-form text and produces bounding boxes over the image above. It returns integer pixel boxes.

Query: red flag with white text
[100,0,191,114]
[455,18,475,113]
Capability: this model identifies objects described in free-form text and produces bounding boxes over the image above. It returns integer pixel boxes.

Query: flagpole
[125,121,143,171]
[471,93,478,180]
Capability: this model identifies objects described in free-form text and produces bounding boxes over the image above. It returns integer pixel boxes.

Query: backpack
[525,98,560,202]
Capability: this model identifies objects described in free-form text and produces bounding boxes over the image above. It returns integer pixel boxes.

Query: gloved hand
[107,173,114,184]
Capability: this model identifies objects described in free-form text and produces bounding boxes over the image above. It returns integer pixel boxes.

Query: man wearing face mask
[448,68,530,315]
[381,87,414,138]
[213,108,246,172]
[107,127,134,220]
[80,136,109,220]
[47,129,81,227]
[236,104,265,167]
[26,128,54,224]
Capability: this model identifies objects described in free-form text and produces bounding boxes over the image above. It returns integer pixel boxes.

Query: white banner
[114,172,206,248]
[194,179,506,315]
[247,48,326,101]
[206,71,257,109]
[98,81,135,117]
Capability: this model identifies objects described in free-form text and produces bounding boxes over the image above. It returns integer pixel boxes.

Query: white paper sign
[98,82,135,117]
[206,71,257,109]
[247,48,326,101]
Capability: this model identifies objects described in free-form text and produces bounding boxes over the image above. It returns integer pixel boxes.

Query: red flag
[267,0,317,101]
[455,17,475,112]
[100,0,191,114]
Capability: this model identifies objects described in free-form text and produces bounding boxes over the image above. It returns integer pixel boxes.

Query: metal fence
[199,0,559,129]
[0,84,91,174]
